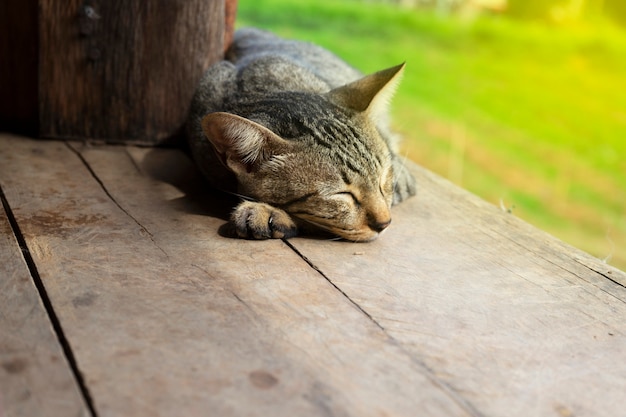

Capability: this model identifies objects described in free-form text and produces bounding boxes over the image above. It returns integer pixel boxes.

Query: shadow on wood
[137,148,238,223]
[1,134,625,417]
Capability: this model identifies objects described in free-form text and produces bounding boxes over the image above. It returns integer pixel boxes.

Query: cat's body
[187,28,416,241]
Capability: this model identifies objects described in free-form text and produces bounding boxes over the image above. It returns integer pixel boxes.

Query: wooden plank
[288,163,626,417]
[0,134,471,417]
[0,195,88,415]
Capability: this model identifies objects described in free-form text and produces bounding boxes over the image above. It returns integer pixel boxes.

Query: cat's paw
[231,201,298,239]
[392,157,417,205]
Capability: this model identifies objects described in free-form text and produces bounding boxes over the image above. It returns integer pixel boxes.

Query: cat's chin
[295,221,383,242]
[336,229,385,243]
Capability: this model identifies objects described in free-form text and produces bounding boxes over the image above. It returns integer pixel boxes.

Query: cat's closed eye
[187,28,416,241]
[336,191,361,207]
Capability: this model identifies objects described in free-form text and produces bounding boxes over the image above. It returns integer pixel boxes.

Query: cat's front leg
[231,201,298,239]
[392,155,417,205]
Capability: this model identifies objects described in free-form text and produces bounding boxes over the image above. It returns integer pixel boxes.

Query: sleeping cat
[187,28,416,241]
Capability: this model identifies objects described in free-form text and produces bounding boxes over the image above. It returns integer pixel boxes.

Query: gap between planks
[66,142,169,259]
[0,184,99,417]
[66,140,482,417]
[281,238,484,417]
[5,136,625,417]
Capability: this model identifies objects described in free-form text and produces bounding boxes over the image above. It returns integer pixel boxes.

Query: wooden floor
[1,133,625,417]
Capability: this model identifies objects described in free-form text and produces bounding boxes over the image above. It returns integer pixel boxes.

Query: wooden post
[0,0,237,144]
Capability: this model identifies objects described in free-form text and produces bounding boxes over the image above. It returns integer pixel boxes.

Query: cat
[187,28,416,242]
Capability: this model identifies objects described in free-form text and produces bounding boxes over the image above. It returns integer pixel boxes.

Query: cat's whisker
[187,28,416,242]
[294,216,351,240]
[401,149,411,165]
[294,215,333,232]
[296,215,378,242]
[226,191,256,202]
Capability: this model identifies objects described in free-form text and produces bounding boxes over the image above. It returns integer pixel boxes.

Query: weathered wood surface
[0,194,88,415]
[289,166,626,417]
[0,0,236,142]
[0,133,625,417]
[0,134,471,417]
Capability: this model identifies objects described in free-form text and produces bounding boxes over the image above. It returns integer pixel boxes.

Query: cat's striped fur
[187,28,416,241]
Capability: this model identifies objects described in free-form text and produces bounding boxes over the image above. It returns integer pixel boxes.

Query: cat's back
[227,28,362,91]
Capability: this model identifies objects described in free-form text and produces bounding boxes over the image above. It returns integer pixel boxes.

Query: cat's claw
[231,201,298,239]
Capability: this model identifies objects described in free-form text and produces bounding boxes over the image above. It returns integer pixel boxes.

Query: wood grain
[0,134,471,417]
[224,0,238,50]
[2,133,624,416]
[39,0,226,143]
[0,193,88,416]
[1,0,236,143]
[288,163,626,417]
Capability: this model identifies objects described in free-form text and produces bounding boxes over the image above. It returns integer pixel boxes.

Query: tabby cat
[187,28,416,241]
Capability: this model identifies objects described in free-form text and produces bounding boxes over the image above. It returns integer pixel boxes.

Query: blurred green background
[237,0,626,271]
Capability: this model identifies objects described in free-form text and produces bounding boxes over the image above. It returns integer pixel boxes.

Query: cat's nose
[370,219,391,233]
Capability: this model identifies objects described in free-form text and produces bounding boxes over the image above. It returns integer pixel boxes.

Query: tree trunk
[0,0,237,144]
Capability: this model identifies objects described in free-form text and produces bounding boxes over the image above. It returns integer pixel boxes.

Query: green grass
[237,0,626,271]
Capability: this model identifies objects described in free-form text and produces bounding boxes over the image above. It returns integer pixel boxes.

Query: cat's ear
[326,63,405,120]
[201,112,291,174]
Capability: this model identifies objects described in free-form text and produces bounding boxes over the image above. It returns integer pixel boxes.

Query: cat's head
[201,64,405,241]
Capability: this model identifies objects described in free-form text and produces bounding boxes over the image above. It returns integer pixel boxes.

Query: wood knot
[78,5,101,36]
